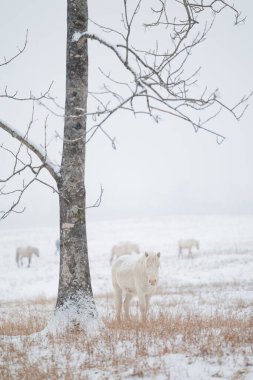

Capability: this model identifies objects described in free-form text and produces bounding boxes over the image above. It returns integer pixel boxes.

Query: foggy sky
[0,0,252,229]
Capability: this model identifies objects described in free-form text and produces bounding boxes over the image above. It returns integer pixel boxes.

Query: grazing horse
[55,239,60,255]
[112,252,160,322]
[110,241,140,264]
[178,239,199,258]
[16,246,40,268]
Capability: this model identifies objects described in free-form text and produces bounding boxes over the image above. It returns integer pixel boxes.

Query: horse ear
[145,252,149,257]
[157,252,161,258]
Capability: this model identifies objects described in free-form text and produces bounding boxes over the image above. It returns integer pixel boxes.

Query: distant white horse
[55,239,60,255]
[112,252,160,322]
[16,246,40,267]
[110,241,140,264]
[178,239,199,258]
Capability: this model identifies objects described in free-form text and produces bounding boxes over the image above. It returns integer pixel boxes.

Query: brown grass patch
[0,298,55,335]
[0,297,253,379]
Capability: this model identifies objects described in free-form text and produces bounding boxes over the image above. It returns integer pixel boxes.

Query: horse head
[33,247,40,257]
[144,252,160,286]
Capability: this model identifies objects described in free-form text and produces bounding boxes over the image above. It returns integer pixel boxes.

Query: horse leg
[113,283,122,322]
[123,293,132,320]
[28,256,31,268]
[137,291,147,322]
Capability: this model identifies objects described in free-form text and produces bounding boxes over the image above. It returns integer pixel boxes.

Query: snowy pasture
[0,215,253,379]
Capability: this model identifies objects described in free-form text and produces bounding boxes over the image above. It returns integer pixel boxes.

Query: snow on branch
[0,114,60,220]
[72,31,86,42]
[0,118,60,181]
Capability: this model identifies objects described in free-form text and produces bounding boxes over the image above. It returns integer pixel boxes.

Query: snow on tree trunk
[54,0,97,328]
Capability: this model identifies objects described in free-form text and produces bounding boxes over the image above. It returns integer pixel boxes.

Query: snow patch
[72,31,87,42]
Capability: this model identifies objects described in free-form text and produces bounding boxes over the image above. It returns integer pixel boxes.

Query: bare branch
[0,81,54,102]
[0,119,60,182]
[0,167,43,220]
[0,30,28,67]
[83,0,250,145]
[86,185,104,209]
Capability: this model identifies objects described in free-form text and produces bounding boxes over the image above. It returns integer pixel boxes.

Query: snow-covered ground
[1,214,253,379]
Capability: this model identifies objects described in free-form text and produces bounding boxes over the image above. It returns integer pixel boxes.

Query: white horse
[110,241,140,264]
[112,252,160,322]
[55,239,60,255]
[178,239,199,258]
[16,246,40,267]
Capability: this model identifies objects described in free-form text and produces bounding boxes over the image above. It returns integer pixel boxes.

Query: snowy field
[1,214,253,379]
[1,214,253,301]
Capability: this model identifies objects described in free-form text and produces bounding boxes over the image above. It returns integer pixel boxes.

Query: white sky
[0,0,252,229]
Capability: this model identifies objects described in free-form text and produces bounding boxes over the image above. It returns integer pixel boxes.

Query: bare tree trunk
[55,0,96,324]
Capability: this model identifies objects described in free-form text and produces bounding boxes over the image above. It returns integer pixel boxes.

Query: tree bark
[55,0,96,323]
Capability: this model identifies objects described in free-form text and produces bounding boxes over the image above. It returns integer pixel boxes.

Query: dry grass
[1,296,253,379]
[103,312,253,356]
[0,297,55,335]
